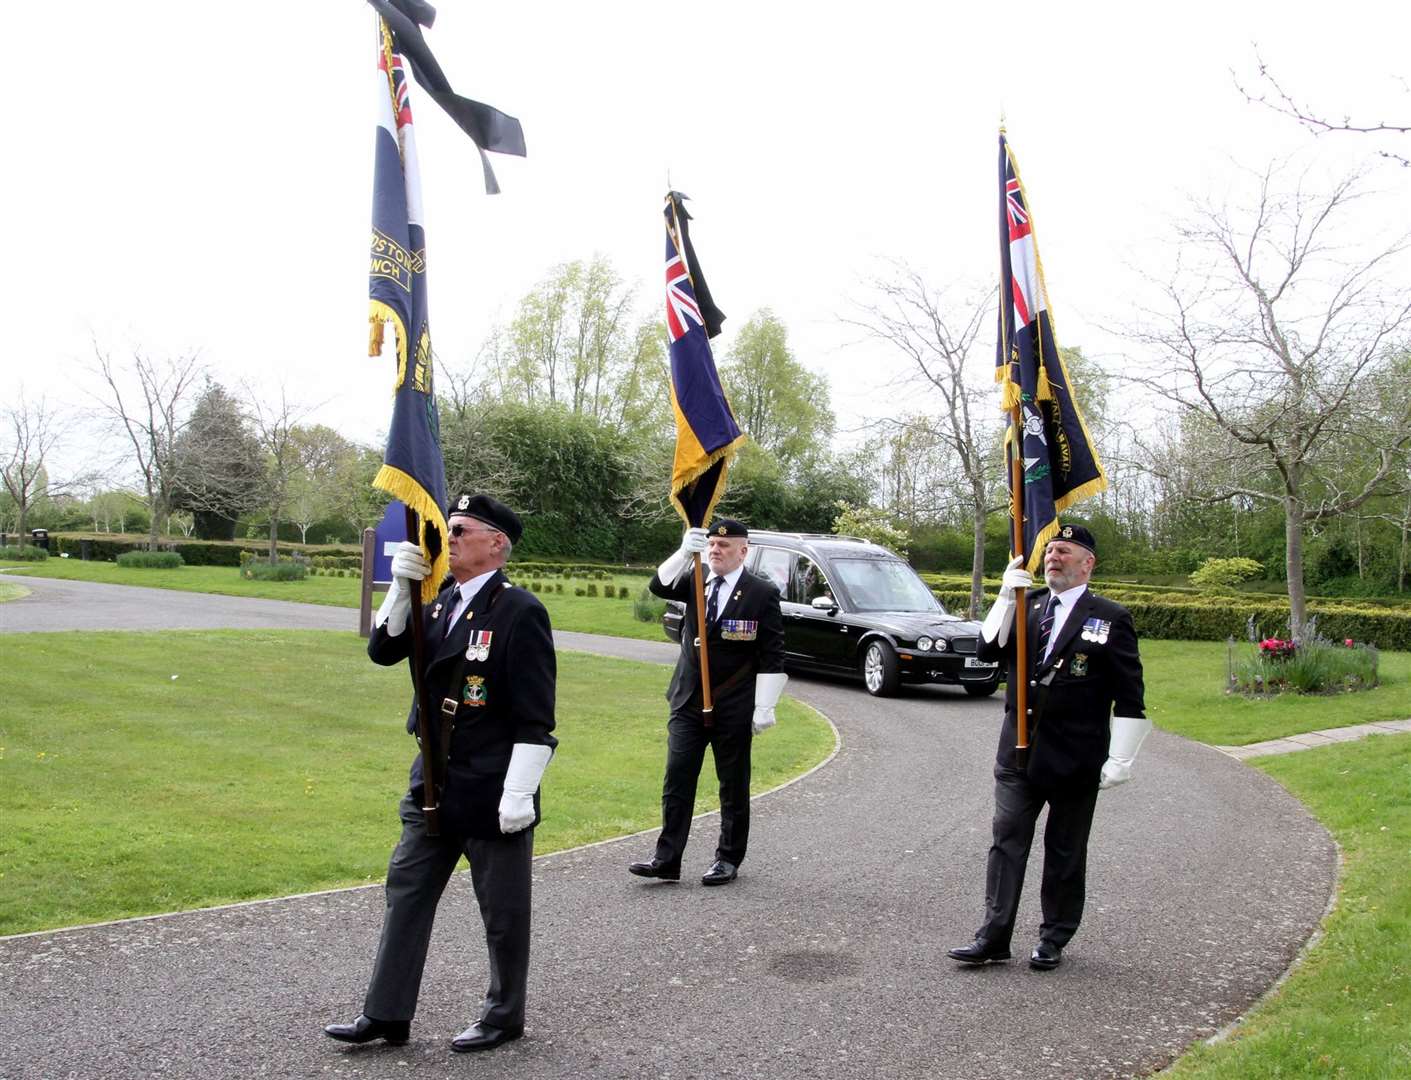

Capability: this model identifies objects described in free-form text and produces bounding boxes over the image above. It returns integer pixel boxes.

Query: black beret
[708,518,748,538]
[1049,523,1096,556]
[447,492,523,545]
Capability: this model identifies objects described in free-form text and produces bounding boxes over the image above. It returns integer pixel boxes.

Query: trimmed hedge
[240,561,308,581]
[115,551,184,569]
[934,587,1411,651]
[0,544,48,561]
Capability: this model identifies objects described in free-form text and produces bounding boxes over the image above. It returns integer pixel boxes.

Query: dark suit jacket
[977,586,1145,794]
[650,566,785,721]
[368,569,557,837]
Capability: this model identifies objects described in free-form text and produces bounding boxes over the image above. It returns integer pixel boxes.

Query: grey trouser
[363,792,534,1029]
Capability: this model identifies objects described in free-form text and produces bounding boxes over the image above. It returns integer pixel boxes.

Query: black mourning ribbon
[368,0,527,195]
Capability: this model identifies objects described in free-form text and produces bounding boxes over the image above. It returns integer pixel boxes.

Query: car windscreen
[830,557,944,613]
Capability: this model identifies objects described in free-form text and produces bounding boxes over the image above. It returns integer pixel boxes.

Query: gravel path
[0,581,1337,1080]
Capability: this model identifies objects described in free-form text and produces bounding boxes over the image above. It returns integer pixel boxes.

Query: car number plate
[964,657,997,668]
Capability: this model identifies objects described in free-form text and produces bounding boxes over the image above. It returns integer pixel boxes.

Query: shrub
[2,544,48,562]
[241,561,308,581]
[586,583,598,597]
[1190,557,1264,591]
[529,580,541,593]
[634,586,667,623]
[116,551,184,569]
[1230,637,1379,696]
[554,582,563,593]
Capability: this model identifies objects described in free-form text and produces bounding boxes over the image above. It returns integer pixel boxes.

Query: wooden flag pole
[403,506,443,836]
[692,549,715,727]
[1008,404,1030,769]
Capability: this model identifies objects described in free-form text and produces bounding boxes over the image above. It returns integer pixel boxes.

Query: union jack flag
[995,132,1106,572]
[665,250,703,343]
[663,192,744,527]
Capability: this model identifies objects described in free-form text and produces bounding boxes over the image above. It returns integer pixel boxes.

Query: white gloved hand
[499,743,554,833]
[656,527,710,585]
[1099,715,1153,789]
[752,672,789,734]
[981,555,1032,646]
[374,542,432,636]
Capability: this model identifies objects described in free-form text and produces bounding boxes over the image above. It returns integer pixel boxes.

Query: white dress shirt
[704,563,746,623]
[1042,583,1088,661]
[445,568,498,633]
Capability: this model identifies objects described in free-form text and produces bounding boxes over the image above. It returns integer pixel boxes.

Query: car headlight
[916,636,933,651]
[934,638,948,651]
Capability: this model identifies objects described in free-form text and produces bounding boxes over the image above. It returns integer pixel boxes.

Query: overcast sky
[8,0,1410,482]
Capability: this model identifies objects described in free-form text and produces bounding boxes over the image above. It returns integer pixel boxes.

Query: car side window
[754,547,794,596]
[791,556,834,606]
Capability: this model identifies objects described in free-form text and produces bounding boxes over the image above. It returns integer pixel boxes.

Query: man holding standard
[629,519,787,886]
[325,493,556,1053]
[949,524,1149,971]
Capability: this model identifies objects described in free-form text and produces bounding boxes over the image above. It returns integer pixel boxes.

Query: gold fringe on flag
[373,463,449,604]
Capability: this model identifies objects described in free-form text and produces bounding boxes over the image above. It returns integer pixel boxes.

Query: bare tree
[845,264,1000,615]
[247,387,315,562]
[1237,52,1410,168]
[92,347,204,551]
[1127,166,1411,636]
[2,391,79,538]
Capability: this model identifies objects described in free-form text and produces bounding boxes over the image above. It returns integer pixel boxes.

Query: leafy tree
[286,425,356,543]
[718,310,834,472]
[832,501,912,557]
[170,381,263,540]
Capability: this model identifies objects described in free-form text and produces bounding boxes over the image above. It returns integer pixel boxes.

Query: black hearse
[662,531,1000,698]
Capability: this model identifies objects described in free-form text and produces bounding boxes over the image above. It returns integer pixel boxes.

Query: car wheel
[861,640,901,697]
[963,680,999,698]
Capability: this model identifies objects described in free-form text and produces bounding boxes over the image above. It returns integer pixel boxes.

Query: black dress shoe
[628,858,681,881]
[946,939,1012,965]
[323,1014,410,1045]
[701,859,738,886]
[450,1021,523,1053]
[1029,942,1063,970]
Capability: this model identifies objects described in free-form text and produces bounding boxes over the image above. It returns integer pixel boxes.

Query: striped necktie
[706,576,725,630]
[1037,595,1058,659]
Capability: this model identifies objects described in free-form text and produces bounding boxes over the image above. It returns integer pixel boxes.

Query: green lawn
[0,630,831,935]
[0,558,666,640]
[1161,734,1411,1078]
[1143,640,1411,746]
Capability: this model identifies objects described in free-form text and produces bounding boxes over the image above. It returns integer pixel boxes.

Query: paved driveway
[0,582,1336,1079]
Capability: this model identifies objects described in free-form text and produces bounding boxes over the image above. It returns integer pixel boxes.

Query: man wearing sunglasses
[325,492,556,1054]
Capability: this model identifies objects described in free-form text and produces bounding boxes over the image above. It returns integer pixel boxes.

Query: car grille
[949,636,978,655]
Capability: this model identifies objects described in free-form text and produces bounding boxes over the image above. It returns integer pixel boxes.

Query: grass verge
[0,630,831,936]
[1143,640,1411,746]
[0,559,666,640]
[1161,734,1411,1077]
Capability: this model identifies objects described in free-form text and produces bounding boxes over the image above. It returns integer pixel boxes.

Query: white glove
[980,555,1032,646]
[499,743,554,833]
[374,541,432,636]
[656,527,709,585]
[1100,715,1153,789]
[752,672,789,734]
